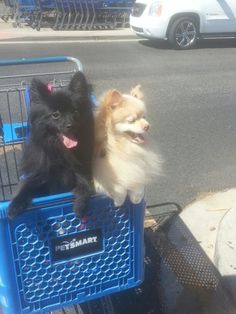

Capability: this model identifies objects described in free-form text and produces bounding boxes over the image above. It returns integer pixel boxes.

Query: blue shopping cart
[1,0,135,30]
[0,56,145,314]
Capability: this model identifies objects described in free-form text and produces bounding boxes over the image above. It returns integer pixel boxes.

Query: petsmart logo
[55,236,98,252]
[51,229,103,261]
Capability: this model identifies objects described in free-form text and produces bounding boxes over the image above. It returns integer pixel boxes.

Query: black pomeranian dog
[8,71,94,219]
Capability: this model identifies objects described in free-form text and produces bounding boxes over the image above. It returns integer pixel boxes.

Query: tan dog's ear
[95,89,122,139]
[105,89,123,109]
[130,84,143,99]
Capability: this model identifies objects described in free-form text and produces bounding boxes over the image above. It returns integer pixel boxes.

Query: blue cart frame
[0,56,145,314]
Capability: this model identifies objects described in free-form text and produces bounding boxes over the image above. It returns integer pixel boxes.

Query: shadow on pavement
[138,38,236,50]
[158,215,236,314]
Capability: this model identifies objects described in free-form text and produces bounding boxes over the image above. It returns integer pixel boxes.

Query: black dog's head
[30,71,93,150]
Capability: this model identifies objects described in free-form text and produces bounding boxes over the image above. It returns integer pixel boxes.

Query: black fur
[8,71,94,219]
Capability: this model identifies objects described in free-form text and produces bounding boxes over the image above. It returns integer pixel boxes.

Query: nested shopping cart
[1,0,134,30]
[0,56,145,314]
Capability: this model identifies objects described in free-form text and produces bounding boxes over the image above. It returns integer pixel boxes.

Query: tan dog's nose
[143,121,150,131]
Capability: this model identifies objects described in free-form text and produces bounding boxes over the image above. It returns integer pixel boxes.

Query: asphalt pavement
[0,18,236,313]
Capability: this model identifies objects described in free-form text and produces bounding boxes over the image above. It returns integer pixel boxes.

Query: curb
[0,35,138,42]
[0,24,137,42]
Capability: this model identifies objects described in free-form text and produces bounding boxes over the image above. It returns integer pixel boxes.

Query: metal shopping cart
[0,56,146,314]
[1,0,134,30]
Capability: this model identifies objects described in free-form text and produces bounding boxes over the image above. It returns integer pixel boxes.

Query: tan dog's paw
[129,187,145,204]
[113,193,127,207]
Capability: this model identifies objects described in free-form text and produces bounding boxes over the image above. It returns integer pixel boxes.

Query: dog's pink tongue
[62,135,78,148]
[132,135,145,144]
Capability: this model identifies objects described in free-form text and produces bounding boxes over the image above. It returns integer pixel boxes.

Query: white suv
[130,0,236,49]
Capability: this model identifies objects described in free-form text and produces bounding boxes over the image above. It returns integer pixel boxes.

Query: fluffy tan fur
[93,86,162,206]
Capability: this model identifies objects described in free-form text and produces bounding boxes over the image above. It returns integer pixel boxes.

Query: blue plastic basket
[0,193,145,314]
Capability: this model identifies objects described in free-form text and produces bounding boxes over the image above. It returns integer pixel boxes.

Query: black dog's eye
[74,110,80,118]
[51,111,61,120]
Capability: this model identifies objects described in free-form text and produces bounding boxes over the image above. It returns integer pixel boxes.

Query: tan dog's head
[96,85,149,145]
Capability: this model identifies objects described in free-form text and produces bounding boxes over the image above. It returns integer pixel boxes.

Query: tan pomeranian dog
[93,85,162,206]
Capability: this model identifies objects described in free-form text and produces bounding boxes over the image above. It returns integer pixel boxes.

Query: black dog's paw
[7,198,30,219]
[73,196,88,218]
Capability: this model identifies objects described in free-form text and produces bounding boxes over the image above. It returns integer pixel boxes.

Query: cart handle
[0,56,83,71]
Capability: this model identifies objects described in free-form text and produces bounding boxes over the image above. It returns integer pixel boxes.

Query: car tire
[168,17,199,50]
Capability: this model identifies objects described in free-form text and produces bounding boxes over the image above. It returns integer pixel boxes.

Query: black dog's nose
[66,123,72,129]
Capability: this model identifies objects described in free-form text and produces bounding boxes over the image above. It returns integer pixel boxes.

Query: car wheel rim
[175,21,197,48]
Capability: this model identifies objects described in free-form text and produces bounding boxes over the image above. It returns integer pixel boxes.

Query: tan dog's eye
[127,116,135,123]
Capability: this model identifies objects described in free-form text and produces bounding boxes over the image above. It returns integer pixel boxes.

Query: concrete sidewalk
[179,189,236,305]
[0,19,136,41]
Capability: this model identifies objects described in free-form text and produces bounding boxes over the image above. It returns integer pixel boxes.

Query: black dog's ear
[30,78,51,105]
[68,71,91,96]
